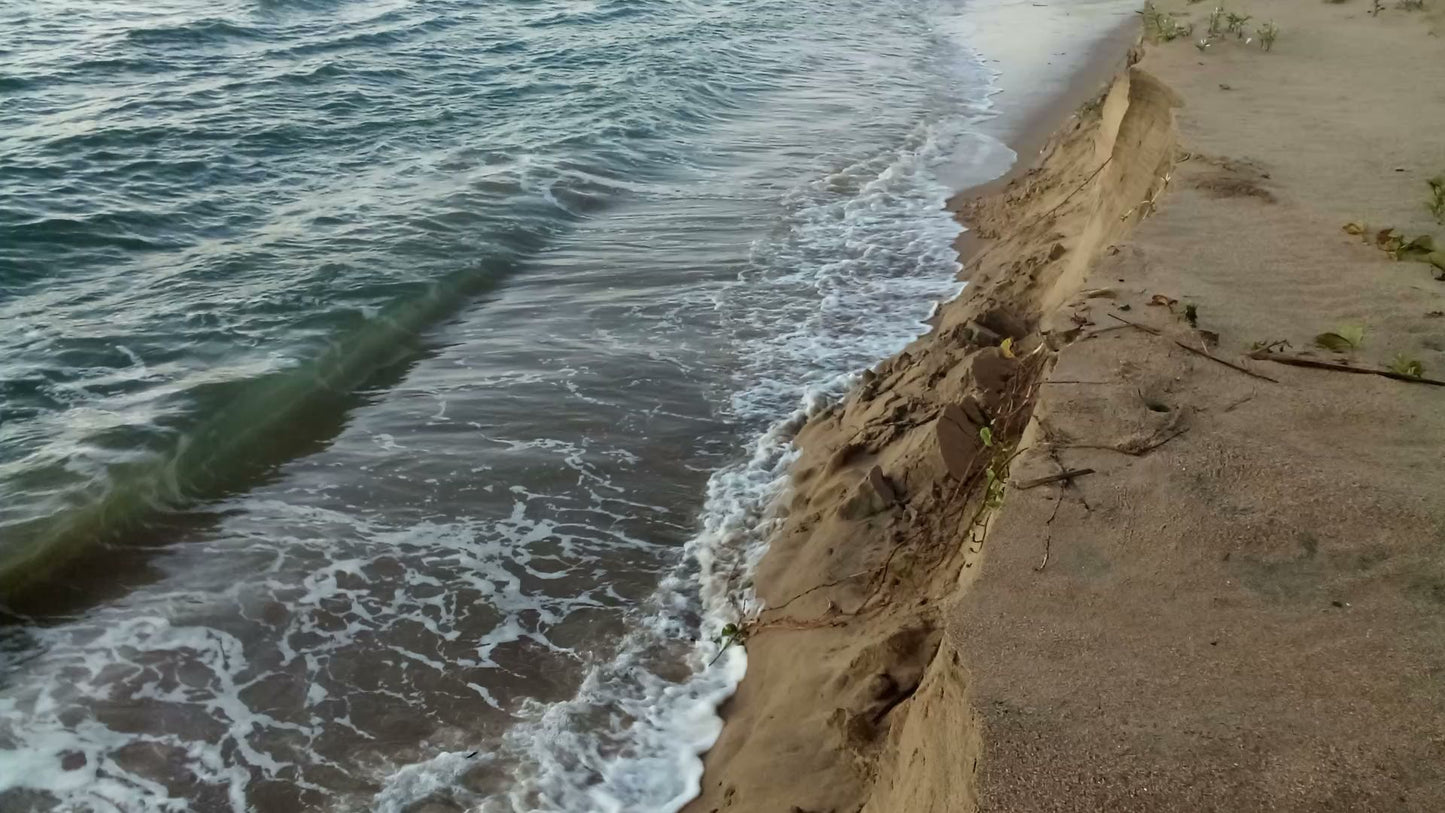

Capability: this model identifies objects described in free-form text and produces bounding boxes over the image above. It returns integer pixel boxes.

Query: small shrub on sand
[1208,6,1227,34]
[1256,21,1280,49]
[1428,175,1445,223]
[1396,0,1425,10]
[1142,2,1195,40]
[1371,0,1385,15]
[1226,12,1253,36]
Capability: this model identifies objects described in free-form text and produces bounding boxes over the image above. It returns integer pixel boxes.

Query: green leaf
[1338,325,1366,347]
[979,426,994,447]
[1315,330,1363,352]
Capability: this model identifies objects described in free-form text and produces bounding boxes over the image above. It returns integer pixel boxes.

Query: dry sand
[685,0,1445,811]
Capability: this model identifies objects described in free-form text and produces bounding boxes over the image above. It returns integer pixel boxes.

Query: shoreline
[686,0,1445,809]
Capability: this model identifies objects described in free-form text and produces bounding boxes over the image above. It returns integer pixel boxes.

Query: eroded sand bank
[687,0,1445,810]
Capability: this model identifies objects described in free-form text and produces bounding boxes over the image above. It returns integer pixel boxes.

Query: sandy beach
[686,0,1445,809]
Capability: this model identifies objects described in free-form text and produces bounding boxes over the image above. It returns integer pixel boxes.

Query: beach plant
[1184,303,1200,327]
[1256,21,1280,49]
[1315,325,1366,352]
[1208,6,1227,34]
[708,621,747,666]
[1389,354,1425,378]
[1428,175,1445,223]
[1142,2,1195,40]
[1226,12,1253,36]
[1251,338,1292,353]
[1371,0,1385,15]
[1397,0,1425,9]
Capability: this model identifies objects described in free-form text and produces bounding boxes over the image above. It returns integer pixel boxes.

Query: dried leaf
[1149,294,1178,310]
[1343,222,1365,236]
[999,337,1016,359]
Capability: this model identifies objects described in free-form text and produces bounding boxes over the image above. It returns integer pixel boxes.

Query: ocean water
[0,0,1107,809]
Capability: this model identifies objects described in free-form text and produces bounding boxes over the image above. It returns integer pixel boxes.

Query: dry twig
[1249,351,1445,387]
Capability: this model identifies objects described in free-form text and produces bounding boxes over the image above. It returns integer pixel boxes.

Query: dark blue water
[0,0,1037,809]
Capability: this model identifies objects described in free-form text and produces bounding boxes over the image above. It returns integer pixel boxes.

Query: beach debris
[1184,303,1199,327]
[1428,175,1445,224]
[1149,293,1179,310]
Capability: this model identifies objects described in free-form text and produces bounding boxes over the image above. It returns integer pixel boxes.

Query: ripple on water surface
[0,0,1015,810]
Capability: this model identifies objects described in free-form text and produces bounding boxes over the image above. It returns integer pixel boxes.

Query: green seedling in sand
[1373,228,1436,261]
[1389,354,1426,378]
[709,622,748,666]
[1315,325,1366,352]
[1226,12,1253,35]
[1256,21,1280,49]
[1184,303,1200,327]
[1428,176,1445,224]
[979,425,994,448]
[1251,338,1292,353]
[1345,223,1442,268]
[984,467,1007,509]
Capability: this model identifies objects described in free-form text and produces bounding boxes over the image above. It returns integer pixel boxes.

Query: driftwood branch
[1249,351,1445,387]
[1015,468,1095,489]
[1064,425,1190,457]
[1107,313,1277,383]
[1173,339,1277,382]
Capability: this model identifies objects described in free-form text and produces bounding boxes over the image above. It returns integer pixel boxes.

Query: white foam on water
[372,22,1017,811]
[0,3,1031,810]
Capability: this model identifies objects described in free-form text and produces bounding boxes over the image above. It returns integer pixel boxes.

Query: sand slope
[687,1,1445,810]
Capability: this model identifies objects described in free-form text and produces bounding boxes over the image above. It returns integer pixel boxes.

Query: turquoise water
[0,0,1018,809]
